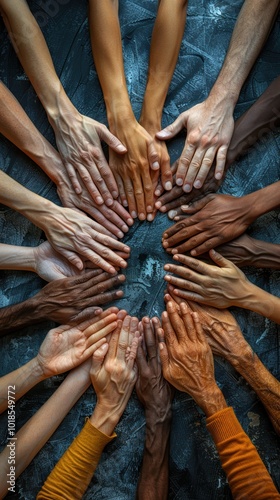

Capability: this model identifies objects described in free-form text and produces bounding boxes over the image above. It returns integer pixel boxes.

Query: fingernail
[152,161,160,170]
[131,211,137,218]
[157,130,169,138]
[160,206,167,212]
[120,260,127,268]
[147,213,153,221]
[116,290,124,296]
[116,144,127,152]
[117,231,124,238]
[176,179,183,186]
[147,205,153,212]
[181,205,189,210]
[155,200,161,208]
[168,210,177,219]
[155,190,161,197]
[96,196,103,205]
[106,198,114,207]
[193,180,202,189]
[139,213,145,221]
[121,224,129,232]
[112,191,118,198]
[127,217,134,225]
[123,200,128,207]
[109,266,116,274]
[165,181,172,191]
[215,172,222,180]
[183,184,191,193]
[124,246,130,252]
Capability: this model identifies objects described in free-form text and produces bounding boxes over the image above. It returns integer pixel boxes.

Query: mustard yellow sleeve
[37,419,116,499]
[206,407,280,499]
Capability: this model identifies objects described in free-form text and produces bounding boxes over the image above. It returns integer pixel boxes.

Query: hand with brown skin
[0,272,125,337]
[183,300,280,435]
[155,162,221,219]
[158,301,227,416]
[161,193,257,255]
[164,250,280,324]
[136,317,173,500]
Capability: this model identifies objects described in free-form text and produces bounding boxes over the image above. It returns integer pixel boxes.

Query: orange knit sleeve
[37,418,116,499]
[206,407,280,499]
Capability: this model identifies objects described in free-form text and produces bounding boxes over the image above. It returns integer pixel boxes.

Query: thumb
[156,114,186,140]
[58,248,84,271]
[180,194,214,214]
[92,342,109,370]
[99,126,127,154]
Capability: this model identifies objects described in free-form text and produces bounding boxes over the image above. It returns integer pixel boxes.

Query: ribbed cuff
[206,407,243,443]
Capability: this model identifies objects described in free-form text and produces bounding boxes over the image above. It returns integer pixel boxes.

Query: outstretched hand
[156,95,234,192]
[36,309,119,378]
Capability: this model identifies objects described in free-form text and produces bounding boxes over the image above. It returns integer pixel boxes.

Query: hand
[109,118,159,220]
[42,204,130,272]
[158,301,225,415]
[36,271,125,323]
[90,316,139,422]
[156,95,234,191]
[50,109,127,206]
[33,241,82,281]
[36,310,119,378]
[139,118,172,193]
[164,250,252,308]
[136,317,173,418]
[57,168,134,239]
[155,162,222,219]
[162,193,253,256]
[216,234,261,267]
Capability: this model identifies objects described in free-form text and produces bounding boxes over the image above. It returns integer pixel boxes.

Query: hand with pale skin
[162,193,256,256]
[157,301,227,416]
[0,309,119,413]
[156,97,234,193]
[89,315,139,434]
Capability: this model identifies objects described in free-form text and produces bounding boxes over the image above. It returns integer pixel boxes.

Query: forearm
[210,0,280,106]
[37,404,116,499]
[0,296,46,338]
[137,411,171,500]
[0,358,44,413]
[0,244,36,273]
[235,279,280,324]
[230,349,280,435]
[0,169,59,231]
[245,238,280,269]
[0,368,90,498]
[207,407,280,499]
[89,0,134,125]
[140,0,187,126]
[227,76,280,164]
[0,0,77,121]
[241,182,280,222]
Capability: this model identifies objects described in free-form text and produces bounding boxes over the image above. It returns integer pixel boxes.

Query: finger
[172,288,207,304]
[215,145,227,181]
[91,342,109,372]
[132,173,147,220]
[114,172,128,207]
[83,313,118,337]
[179,302,197,342]
[58,248,84,271]
[177,235,221,256]
[192,311,207,344]
[166,300,186,341]
[179,194,214,215]
[107,319,122,359]
[127,334,139,370]
[161,159,173,192]
[156,115,185,140]
[123,176,138,219]
[75,162,104,204]
[161,306,178,347]
[87,320,118,349]
[176,142,196,187]
[92,153,118,205]
[192,146,217,190]
[142,317,157,364]
[98,125,127,155]
[110,200,134,227]
[209,248,233,269]
[65,162,82,195]
[117,315,131,361]
[136,337,148,374]
[156,327,170,372]
[117,309,128,321]
[182,147,207,192]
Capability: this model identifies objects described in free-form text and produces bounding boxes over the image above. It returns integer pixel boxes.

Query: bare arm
[89,0,159,220]
[157,0,280,191]
[140,0,188,192]
[0,0,125,205]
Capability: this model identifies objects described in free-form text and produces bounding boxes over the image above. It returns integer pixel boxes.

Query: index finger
[142,317,157,365]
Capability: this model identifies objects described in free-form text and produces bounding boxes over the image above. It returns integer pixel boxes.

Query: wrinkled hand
[162,193,253,256]
[216,234,260,267]
[156,95,234,191]
[155,162,222,219]
[43,204,130,272]
[164,250,252,308]
[136,317,173,417]
[36,270,125,323]
[50,110,127,206]
[57,168,134,239]
[109,118,160,220]
[158,301,218,409]
[36,309,119,377]
[90,315,139,415]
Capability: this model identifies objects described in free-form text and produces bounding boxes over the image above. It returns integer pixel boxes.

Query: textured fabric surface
[0,1,279,498]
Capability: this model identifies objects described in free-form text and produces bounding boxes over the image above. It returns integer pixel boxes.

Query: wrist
[107,99,135,129]
[194,385,228,417]
[28,356,48,383]
[89,402,121,436]
[145,405,172,426]
[46,87,80,127]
